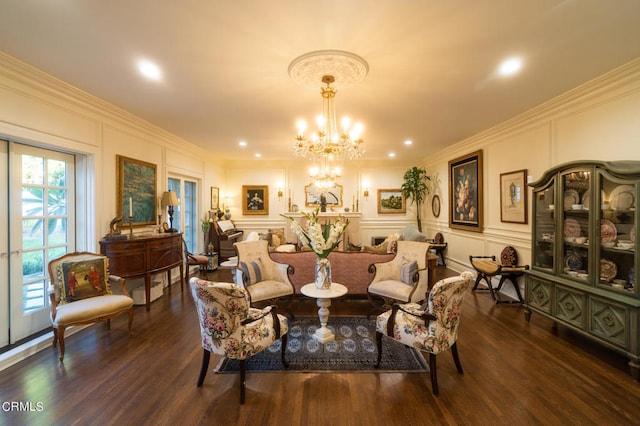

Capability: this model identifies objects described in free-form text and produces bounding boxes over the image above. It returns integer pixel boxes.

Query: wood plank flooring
[1,267,639,425]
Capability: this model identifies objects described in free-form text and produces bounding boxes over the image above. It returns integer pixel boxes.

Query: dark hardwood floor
[1,266,639,425]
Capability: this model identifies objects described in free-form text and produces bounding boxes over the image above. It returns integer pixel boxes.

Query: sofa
[270,250,437,296]
[270,251,393,295]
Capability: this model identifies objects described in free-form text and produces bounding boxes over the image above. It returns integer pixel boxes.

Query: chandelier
[293,74,365,162]
[289,50,368,188]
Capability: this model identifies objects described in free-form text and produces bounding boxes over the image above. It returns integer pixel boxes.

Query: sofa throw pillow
[57,256,111,303]
[400,259,419,285]
[239,258,264,285]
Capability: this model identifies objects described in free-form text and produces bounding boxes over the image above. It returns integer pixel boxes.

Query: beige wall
[423,58,640,274]
[1,51,639,279]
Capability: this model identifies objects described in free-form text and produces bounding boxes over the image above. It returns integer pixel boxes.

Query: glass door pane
[9,143,75,343]
[533,180,555,271]
[600,172,636,293]
[561,169,591,282]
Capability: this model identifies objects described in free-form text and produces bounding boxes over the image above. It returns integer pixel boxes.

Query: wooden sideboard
[100,233,184,311]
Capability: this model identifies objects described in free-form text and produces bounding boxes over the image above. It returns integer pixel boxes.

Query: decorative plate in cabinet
[564,218,581,238]
[609,185,635,210]
[600,219,617,243]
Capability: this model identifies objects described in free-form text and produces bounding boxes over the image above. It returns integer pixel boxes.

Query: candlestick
[129,197,133,217]
[128,215,135,239]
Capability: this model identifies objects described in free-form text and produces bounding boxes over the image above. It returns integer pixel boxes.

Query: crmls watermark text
[2,401,45,412]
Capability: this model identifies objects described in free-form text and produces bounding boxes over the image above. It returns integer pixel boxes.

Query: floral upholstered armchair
[368,240,432,310]
[189,277,289,404]
[375,271,473,395]
[48,252,134,362]
[233,240,295,308]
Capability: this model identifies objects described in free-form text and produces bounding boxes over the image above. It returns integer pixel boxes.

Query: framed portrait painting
[116,155,157,226]
[305,184,343,208]
[500,169,528,224]
[448,150,483,232]
[242,185,269,215]
[377,189,406,214]
[211,187,219,210]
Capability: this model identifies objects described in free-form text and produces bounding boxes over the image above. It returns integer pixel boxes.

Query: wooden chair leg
[58,326,66,362]
[451,342,464,374]
[429,353,439,396]
[375,331,383,368]
[281,334,290,368]
[240,359,246,404]
[197,350,210,387]
[127,308,134,334]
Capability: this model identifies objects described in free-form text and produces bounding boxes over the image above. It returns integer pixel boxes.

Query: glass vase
[315,257,332,289]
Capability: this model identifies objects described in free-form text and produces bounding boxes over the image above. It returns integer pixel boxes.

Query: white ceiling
[1,0,639,162]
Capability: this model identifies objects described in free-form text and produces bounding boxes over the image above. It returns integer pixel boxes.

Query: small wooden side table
[300,283,348,343]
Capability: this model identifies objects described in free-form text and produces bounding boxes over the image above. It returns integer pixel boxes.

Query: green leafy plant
[401,166,431,232]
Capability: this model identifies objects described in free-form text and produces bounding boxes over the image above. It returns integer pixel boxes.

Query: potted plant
[401,166,431,232]
[201,218,213,253]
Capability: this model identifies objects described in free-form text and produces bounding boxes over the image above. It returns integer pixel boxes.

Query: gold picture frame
[305,184,343,208]
[377,189,406,214]
[116,155,157,226]
[242,185,269,215]
[500,169,528,224]
[449,150,483,232]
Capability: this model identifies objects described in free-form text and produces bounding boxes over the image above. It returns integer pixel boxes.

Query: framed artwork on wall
[305,184,343,208]
[116,155,157,226]
[448,150,483,232]
[377,189,406,214]
[242,185,269,215]
[500,169,528,224]
[432,194,441,218]
[211,187,219,210]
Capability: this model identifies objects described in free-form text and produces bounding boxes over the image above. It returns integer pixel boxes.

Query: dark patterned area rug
[216,316,428,373]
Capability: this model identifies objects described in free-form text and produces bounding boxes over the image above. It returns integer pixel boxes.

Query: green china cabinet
[526,161,640,380]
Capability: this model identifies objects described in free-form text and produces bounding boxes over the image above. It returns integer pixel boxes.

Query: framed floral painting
[448,150,483,232]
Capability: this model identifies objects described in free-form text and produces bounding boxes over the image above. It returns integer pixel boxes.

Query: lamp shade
[161,191,179,207]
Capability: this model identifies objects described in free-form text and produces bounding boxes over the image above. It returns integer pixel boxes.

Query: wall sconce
[278,187,283,199]
[363,187,369,198]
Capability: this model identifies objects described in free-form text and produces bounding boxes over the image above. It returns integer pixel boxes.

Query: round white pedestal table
[300,283,348,343]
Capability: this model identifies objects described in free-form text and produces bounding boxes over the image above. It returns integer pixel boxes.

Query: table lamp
[161,190,179,232]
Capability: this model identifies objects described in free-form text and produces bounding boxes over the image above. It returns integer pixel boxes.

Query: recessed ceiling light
[238,141,247,147]
[137,59,162,81]
[404,140,413,146]
[255,153,262,158]
[388,152,396,158]
[497,57,523,77]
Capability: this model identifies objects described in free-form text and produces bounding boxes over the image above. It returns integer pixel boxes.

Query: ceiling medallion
[288,50,369,90]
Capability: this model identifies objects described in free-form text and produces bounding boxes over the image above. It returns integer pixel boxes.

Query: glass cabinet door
[561,169,591,282]
[533,180,555,271]
[599,172,636,294]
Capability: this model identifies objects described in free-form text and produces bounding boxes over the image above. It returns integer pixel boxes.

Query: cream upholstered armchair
[48,252,134,361]
[375,271,473,395]
[368,240,432,309]
[189,278,289,404]
[233,240,295,307]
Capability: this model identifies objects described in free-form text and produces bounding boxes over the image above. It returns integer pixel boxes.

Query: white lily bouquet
[282,208,349,289]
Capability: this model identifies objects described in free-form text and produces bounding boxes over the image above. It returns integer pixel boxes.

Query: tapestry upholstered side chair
[48,252,134,361]
[367,240,432,312]
[189,278,289,404]
[233,239,295,309]
[375,271,473,396]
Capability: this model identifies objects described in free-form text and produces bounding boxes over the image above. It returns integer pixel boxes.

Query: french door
[4,142,76,345]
